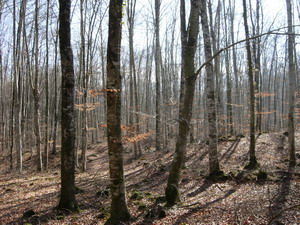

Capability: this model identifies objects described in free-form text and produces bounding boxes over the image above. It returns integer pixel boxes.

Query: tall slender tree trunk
[127,0,142,158]
[44,0,50,170]
[200,0,222,176]
[10,0,16,171]
[15,0,27,172]
[165,0,200,206]
[243,0,258,169]
[0,0,3,153]
[229,1,241,134]
[286,0,296,166]
[33,0,42,171]
[52,28,59,155]
[223,1,233,135]
[58,0,77,211]
[80,0,87,172]
[155,0,162,151]
[105,0,131,223]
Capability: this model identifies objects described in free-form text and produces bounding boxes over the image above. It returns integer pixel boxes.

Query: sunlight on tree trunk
[58,0,77,211]
[105,0,131,223]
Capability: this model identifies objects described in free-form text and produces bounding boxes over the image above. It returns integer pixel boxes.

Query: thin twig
[194,25,300,77]
[267,204,300,225]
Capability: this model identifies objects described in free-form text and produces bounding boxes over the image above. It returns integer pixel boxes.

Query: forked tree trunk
[165,0,200,206]
[127,0,142,158]
[200,0,223,176]
[58,0,77,211]
[105,0,131,223]
[243,0,258,169]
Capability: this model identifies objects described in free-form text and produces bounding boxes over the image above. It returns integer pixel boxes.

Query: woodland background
[0,0,300,224]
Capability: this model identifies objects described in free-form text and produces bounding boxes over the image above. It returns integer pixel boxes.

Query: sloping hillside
[0,132,300,224]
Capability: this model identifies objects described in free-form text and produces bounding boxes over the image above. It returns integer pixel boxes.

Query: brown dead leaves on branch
[75,102,101,111]
[100,123,154,144]
[255,110,276,115]
[255,92,275,97]
[76,88,120,98]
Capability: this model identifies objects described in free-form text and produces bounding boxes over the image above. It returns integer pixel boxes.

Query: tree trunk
[33,0,42,172]
[51,25,59,155]
[286,0,296,166]
[200,0,222,176]
[243,0,258,169]
[58,0,77,211]
[105,0,131,223]
[165,0,200,206]
[155,0,162,151]
[223,0,233,135]
[44,0,50,170]
[127,0,142,158]
[80,0,87,172]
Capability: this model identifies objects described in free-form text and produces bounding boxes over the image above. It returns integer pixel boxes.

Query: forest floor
[1,132,300,224]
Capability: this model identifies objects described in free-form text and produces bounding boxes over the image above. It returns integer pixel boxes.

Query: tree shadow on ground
[172,188,236,225]
[220,138,241,163]
[187,180,213,198]
[268,164,295,225]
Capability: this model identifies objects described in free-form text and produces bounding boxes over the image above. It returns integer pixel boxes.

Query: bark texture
[165,0,200,206]
[58,0,77,211]
[286,0,296,166]
[105,0,131,224]
[155,0,162,151]
[243,0,258,169]
[200,0,222,176]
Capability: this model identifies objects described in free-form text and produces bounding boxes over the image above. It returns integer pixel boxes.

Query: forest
[0,0,300,224]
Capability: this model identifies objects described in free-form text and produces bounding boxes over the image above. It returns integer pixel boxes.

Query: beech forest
[0,0,300,224]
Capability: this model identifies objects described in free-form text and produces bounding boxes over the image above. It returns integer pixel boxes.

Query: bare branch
[194,25,300,77]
